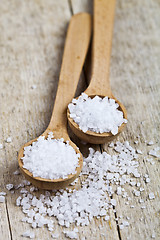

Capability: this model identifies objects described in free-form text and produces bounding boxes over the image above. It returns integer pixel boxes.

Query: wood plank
[0,0,73,239]
[101,0,160,239]
[70,1,120,240]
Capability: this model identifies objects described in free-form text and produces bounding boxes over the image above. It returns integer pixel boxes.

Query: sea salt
[68,93,127,135]
[13,139,157,236]
[22,132,80,179]
[149,192,155,200]
[13,169,20,175]
[31,85,37,89]
[63,229,78,239]
[0,143,3,149]
[148,149,160,158]
[22,230,35,239]
[6,137,12,143]
[0,196,5,203]
[6,184,14,190]
[51,233,59,239]
[0,192,6,196]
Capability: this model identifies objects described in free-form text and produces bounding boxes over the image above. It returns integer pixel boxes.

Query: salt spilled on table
[11,138,157,239]
[68,93,127,135]
[22,132,80,179]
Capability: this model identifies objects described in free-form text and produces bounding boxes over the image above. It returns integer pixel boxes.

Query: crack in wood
[5,201,13,240]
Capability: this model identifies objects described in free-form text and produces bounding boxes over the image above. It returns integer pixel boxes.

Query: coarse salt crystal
[136,149,142,154]
[51,233,59,239]
[22,230,35,239]
[6,137,12,143]
[149,193,155,200]
[31,85,37,89]
[6,184,14,191]
[0,144,3,149]
[145,178,150,183]
[13,169,20,175]
[0,196,5,203]
[148,150,160,158]
[0,192,6,196]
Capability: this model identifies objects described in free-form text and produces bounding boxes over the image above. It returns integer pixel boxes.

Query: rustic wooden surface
[0,0,160,240]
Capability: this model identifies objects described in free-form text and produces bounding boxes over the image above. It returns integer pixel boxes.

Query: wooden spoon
[67,0,127,144]
[18,13,91,189]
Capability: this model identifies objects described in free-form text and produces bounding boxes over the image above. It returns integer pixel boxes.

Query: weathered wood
[102,0,160,239]
[0,0,160,239]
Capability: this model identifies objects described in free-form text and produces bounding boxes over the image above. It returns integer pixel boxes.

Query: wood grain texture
[0,0,160,239]
[102,0,160,239]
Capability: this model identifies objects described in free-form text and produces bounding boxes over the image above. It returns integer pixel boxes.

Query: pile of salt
[68,93,127,135]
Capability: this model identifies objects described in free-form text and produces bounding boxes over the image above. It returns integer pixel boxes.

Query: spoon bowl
[67,93,127,144]
[18,130,83,190]
[18,13,91,189]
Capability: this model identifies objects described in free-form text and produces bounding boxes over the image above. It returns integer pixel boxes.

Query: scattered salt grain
[141,206,146,209]
[152,233,156,238]
[51,233,59,239]
[104,215,110,221]
[134,191,140,197]
[22,230,35,239]
[63,229,78,239]
[31,85,37,89]
[148,193,155,200]
[136,149,142,154]
[13,139,158,235]
[110,199,116,206]
[6,137,12,143]
[68,93,127,135]
[13,169,20,175]
[145,178,150,183]
[6,184,14,191]
[0,192,6,196]
[148,149,160,158]
[0,143,3,149]
[147,141,154,146]
[22,132,80,179]
[0,196,5,203]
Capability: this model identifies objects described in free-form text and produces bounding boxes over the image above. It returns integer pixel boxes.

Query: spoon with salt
[18,13,91,189]
[67,0,127,144]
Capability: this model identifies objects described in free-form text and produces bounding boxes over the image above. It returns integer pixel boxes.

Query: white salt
[136,149,142,154]
[6,184,14,190]
[0,144,3,149]
[51,233,59,239]
[147,141,154,146]
[22,230,35,239]
[0,196,5,203]
[14,139,157,234]
[13,169,20,175]
[149,193,155,200]
[0,192,6,196]
[64,229,78,239]
[22,132,80,179]
[148,149,160,158]
[68,93,127,135]
[6,137,12,143]
[31,85,37,89]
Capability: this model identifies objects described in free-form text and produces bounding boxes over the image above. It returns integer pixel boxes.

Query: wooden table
[0,0,159,239]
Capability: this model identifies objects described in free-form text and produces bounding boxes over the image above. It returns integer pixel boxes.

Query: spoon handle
[48,13,91,135]
[87,0,116,97]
